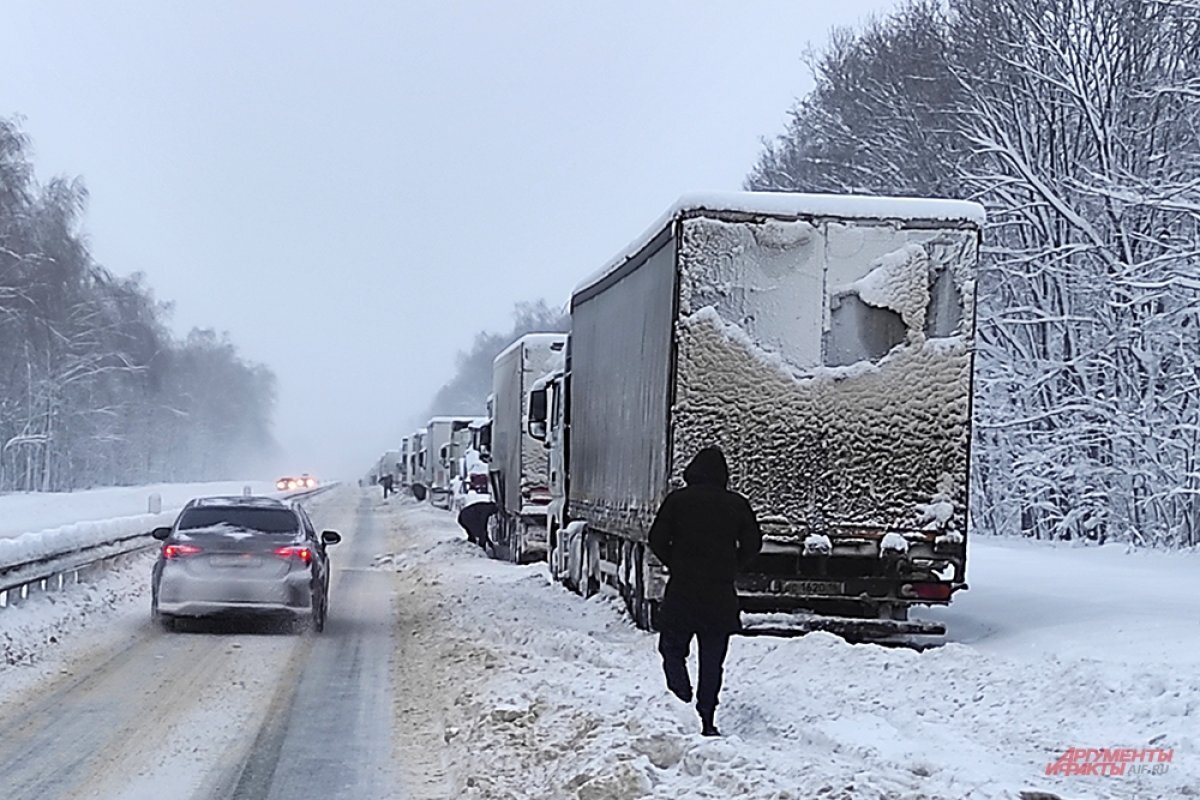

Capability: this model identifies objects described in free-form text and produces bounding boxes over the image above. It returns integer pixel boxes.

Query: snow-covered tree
[749,0,1200,547]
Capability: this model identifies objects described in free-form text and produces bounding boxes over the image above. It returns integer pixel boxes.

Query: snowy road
[0,487,1195,799]
[0,487,410,800]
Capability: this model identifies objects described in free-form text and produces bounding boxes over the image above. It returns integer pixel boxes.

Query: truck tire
[547,523,561,583]
[632,543,658,630]
[580,532,599,598]
[511,519,524,564]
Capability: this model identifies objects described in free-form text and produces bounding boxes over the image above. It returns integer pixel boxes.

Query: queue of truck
[372,190,985,637]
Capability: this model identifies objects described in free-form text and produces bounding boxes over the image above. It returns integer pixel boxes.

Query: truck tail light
[905,582,952,601]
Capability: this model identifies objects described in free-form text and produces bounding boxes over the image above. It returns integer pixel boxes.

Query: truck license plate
[779,580,844,596]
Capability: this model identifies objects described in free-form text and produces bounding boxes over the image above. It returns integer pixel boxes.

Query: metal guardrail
[0,484,335,609]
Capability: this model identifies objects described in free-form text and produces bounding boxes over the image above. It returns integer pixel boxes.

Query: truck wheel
[619,541,637,615]
[511,520,524,564]
[547,525,560,582]
[485,515,501,559]
[632,545,656,631]
[580,533,599,598]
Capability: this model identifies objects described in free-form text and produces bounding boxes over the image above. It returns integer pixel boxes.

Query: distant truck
[425,416,476,508]
[399,437,411,487]
[488,333,566,562]
[528,192,983,635]
[452,417,494,514]
[407,428,428,501]
[376,449,402,487]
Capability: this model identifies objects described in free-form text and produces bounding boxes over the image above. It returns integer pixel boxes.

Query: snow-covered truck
[452,417,494,514]
[399,437,411,486]
[408,428,428,500]
[487,333,567,562]
[528,192,983,634]
[377,449,402,485]
[425,417,476,508]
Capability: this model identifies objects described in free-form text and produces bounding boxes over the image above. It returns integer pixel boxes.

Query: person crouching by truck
[457,500,495,550]
[648,446,762,737]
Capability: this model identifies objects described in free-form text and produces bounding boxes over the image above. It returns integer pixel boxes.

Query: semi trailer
[528,191,983,634]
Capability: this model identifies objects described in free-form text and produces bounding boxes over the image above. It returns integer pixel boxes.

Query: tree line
[748,0,1200,546]
[0,118,277,492]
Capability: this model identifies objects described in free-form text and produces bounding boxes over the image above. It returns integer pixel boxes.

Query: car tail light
[469,474,489,493]
[163,544,202,559]
[907,582,952,601]
[274,546,312,565]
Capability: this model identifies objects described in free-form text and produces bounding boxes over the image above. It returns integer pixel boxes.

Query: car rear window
[176,507,299,534]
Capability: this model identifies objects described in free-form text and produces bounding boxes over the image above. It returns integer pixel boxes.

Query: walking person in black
[648,446,762,737]
[380,473,395,499]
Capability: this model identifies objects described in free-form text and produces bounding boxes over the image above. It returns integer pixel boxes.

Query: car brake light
[163,544,202,559]
[274,546,312,565]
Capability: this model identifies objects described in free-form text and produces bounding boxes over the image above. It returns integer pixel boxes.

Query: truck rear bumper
[736,575,965,614]
[740,613,946,638]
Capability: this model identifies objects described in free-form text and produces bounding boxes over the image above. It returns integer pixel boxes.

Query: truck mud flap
[739,613,946,640]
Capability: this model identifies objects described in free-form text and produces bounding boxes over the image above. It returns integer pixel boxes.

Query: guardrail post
[243,484,252,496]
[148,493,163,514]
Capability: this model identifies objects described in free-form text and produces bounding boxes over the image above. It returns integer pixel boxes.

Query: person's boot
[667,680,693,704]
[698,706,719,737]
[662,661,693,703]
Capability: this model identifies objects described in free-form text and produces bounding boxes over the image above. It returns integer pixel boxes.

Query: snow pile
[0,512,173,571]
[385,503,1198,800]
[879,531,910,556]
[0,552,151,677]
[802,533,833,556]
[0,480,277,540]
[836,243,930,335]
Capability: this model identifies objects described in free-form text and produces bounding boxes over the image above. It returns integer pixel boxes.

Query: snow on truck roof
[573,191,986,296]
[493,332,567,363]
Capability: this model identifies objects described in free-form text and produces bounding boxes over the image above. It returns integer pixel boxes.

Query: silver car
[150,496,341,632]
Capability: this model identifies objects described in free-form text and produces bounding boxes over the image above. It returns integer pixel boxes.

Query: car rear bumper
[156,599,314,619]
[157,571,314,617]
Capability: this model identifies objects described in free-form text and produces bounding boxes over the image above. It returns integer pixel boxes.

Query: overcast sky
[1,0,896,480]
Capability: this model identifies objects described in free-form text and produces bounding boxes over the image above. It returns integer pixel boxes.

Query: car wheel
[151,594,172,631]
[311,591,326,634]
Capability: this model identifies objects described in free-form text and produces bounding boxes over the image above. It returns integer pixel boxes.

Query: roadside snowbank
[0,552,152,700]
[386,502,1197,800]
[0,481,277,540]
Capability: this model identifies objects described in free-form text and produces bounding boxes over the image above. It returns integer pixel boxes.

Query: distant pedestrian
[648,446,762,737]
[380,473,395,499]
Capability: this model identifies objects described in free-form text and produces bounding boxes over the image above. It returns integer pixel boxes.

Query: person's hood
[683,447,729,489]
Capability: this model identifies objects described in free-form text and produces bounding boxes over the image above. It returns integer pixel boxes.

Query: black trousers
[658,627,731,713]
[457,503,494,548]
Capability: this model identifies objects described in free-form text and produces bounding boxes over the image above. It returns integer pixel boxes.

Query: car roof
[186,495,291,509]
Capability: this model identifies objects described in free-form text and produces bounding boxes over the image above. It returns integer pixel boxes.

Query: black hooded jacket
[648,447,763,633]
